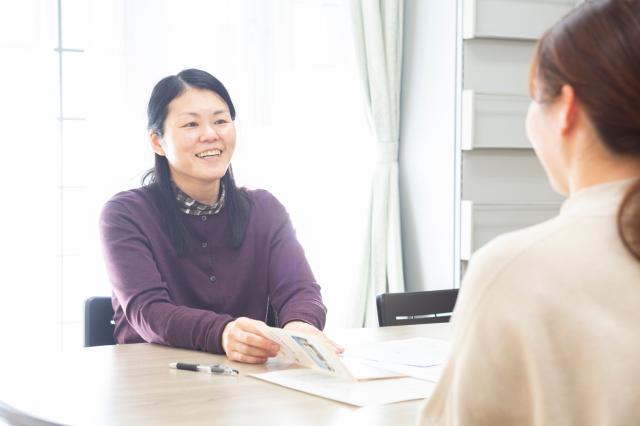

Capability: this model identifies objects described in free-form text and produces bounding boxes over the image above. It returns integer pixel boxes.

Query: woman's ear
[559,84,578,136]
[150,130,166,156]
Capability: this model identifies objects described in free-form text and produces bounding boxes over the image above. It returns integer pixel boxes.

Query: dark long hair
[530,0,640,260]
[142,69,251,255]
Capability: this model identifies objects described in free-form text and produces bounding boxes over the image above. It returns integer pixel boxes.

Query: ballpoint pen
[169,362,239,376]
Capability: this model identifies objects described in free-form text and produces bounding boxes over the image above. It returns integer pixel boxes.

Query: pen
[169,362,239,375]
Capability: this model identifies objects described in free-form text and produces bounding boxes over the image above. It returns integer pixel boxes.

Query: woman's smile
[195,148,222,159]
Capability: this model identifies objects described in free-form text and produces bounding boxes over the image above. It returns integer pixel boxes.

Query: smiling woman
[99,69,341,364]
[150,88,236,205]
[144,70,247,254]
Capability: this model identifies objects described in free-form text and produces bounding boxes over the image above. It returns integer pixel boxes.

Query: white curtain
[350,0,406,327]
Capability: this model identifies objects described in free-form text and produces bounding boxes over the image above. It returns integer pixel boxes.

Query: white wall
[399,0,459,291]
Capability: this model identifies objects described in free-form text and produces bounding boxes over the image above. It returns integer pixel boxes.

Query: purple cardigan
[99,187,326,354]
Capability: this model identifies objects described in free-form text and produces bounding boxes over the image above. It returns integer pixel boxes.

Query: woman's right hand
[221,317,280,364]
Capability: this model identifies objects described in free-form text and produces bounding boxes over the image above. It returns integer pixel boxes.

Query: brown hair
[530,0,640,260]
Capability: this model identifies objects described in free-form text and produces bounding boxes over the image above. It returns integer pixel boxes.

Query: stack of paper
[249,326,447,407]
[343,337,450,383]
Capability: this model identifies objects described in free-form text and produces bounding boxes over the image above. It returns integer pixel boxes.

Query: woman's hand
[283,321,344,354]
[221,317,280,364]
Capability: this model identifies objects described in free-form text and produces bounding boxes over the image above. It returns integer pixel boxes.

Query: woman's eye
[214,119,228,125]
[183,122,198,128]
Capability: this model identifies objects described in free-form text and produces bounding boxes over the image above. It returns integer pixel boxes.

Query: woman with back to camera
[100,69,340,363]
[421,0,640,424]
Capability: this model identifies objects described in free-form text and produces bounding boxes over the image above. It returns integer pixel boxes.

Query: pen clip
[209,364,239,376]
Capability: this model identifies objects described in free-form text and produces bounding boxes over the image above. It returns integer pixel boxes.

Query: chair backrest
[376,289,459,327]
[84,296,116,347]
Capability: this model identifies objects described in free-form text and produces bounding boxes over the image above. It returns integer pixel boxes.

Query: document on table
[352,359,445,383]
[342,337,450,383]
[251,368,436,407]
[255,324,401,380]
[345,337,450,367]
[249,326,436,406]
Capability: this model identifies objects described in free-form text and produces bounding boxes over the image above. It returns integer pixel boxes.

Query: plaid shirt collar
[172,181,226,216]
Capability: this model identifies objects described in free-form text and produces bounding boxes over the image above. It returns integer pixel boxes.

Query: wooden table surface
[0,323,450,426]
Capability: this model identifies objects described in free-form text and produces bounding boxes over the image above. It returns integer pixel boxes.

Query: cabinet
[461,91,530,150]
[457,0,577,276]
[463,0,576,40]
[399,0,581,290]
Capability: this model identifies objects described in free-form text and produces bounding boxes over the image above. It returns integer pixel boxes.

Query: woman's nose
[201,123,220,141]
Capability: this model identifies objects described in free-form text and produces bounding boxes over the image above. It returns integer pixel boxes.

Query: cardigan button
[209,275,216,283]
[201,215,207,222]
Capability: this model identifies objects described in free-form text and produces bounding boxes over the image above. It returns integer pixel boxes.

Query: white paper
[258,325,401,380]
[339,357,402,380]
[353,359,445,383]
[251,368,436,407]
[257,324,353,378]
[345,337,450,367]
[251,326,438,405]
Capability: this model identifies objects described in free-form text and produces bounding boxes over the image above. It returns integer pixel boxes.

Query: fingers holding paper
[222,317,280,364]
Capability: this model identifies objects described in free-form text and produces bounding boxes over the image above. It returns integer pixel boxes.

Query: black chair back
[376,289,459,327]
[84,296,116,347]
